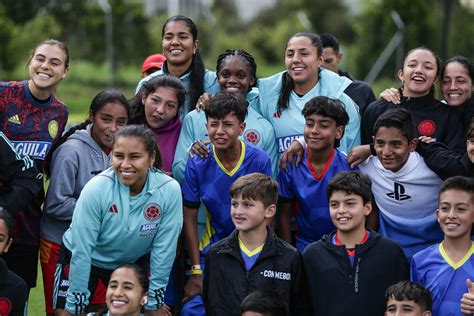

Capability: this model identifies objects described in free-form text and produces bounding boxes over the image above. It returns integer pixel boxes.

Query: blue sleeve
[409,257,419,283]
[278,167,294,200]
[338,93,361,154]
[147,180,183,310]
[182,157,201,207]
[263,155,272,177]
[65,180,104,314]
[172,113,197,184]
[259,119,278,179]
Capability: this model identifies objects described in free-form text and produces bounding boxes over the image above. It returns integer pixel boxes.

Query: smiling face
[285,36,322,93]
[142,86,179,129]
[112,136,154,196]
[218,55,255,98]
[374,127,417,173]
[398,49,438,98]
[162,20,198,70]
[206,112,245,151]
[28,44,69,98]
[303,113,343,152]
[90,102,128,153]
[437,189,474,240]
[329,191,371,234]
[231,195,275,233]
[442,61,472,106]
[106,267,147,316]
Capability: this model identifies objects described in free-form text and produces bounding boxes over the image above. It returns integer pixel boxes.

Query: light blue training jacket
[256,68,361,156]
[62,167,183,313]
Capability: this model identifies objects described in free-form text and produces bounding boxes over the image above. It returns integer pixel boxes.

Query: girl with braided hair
[172,49,278,183]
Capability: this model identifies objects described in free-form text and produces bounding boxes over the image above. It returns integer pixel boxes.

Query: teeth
[226,87,240,92]
[338,217,350,222]
[38,73,51,79]
[293,67,304,71]
[112,300,127,306]
[446,223,459,228]
[122,171,134,176]
[412,76,425,81]
[448,93,461,97]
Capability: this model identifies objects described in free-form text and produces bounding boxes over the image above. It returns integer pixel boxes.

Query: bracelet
[191,264,201,270]
[191,269,203,275]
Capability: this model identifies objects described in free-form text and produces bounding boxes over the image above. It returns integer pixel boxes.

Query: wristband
[191,269,203,275]
[191,264,201,270]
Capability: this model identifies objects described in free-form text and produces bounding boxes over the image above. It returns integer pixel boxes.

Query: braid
[278,72,294,114]
[216,49,258,91]
[188,51,205,112]
[44,119,90,177]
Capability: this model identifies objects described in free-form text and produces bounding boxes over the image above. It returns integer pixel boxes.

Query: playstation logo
[386,182,411,201]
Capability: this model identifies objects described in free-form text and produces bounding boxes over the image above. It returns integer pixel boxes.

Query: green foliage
[447,2,474,61]
[350,0,442,80]
[301,0,355,42]
[0,3,18,72]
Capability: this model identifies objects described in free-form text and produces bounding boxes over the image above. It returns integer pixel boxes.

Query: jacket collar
[320,229,380,255]
[217,227,281,260]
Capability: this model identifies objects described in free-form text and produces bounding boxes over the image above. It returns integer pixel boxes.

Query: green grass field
[29,264,45,314]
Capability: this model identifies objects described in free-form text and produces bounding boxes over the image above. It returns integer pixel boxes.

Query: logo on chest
[386,182,411,201]
[143,203,161,222]
[418,120,436,137]
[244,129,261,145]
[260,269,291,280]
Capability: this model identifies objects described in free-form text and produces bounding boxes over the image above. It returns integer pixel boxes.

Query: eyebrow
[35,53,63,63]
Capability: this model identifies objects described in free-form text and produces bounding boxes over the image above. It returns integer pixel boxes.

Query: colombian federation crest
[418,120,436,137]
[244,129,261,145]
[144,203,161,222]
[48,120,59,138]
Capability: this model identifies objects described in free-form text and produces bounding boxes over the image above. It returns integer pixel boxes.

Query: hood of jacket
[68,124,109,163]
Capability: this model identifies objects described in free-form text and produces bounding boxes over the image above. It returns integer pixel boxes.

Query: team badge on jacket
[418,120,436,137]
[144,203,161,221]
[244,129,261,145]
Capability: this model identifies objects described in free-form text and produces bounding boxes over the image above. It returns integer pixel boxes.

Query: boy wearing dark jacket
[203,173,304,316]
[303,171,408,316]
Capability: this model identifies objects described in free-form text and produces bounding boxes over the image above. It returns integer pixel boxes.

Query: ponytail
[44,120,90,177]
[187,51,205,112]
[278,72,294,114]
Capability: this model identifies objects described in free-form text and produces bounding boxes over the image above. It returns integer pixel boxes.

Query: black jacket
[0,258,28,316]
[417,141,473,179]
[362,93,466,153]
[339,70,376,116]
[302,230,409,316]
[0,132,43,215]
[203,228,306,316]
